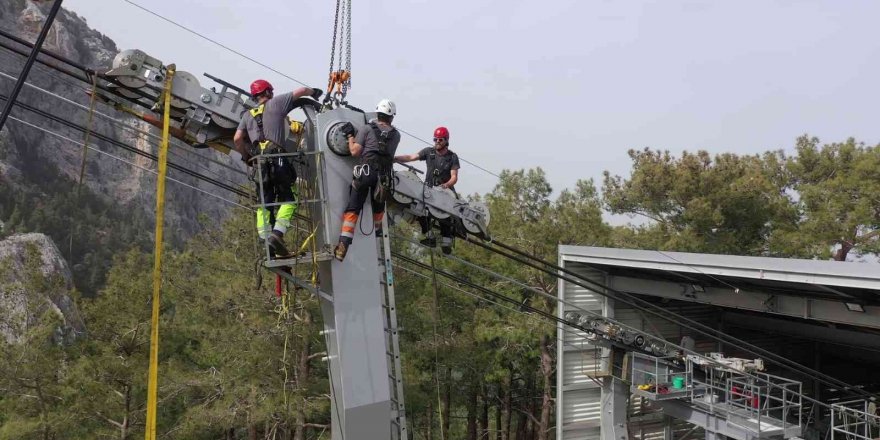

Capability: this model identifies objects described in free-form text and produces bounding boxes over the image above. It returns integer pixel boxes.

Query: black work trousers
[345,171,386,216]
[418,215,454,238]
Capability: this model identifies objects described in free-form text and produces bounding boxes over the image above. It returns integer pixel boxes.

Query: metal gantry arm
[389,169,491,239]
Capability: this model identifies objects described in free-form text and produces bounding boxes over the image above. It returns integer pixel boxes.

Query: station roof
[559,246,880,306]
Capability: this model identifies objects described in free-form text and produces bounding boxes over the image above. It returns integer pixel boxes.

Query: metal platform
[632,353,803,440]
[264,251,334,268]
[631,352,698,401]
[657,398,803,440]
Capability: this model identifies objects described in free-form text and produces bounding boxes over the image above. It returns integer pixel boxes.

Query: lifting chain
[327,0,352,103]
[327,0,339,82]
[343,0,352,96]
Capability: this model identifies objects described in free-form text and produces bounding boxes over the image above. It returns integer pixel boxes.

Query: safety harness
[249,104,275,153]
[361,121,397,203]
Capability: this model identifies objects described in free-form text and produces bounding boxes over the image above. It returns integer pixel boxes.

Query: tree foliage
[603,148,797,255]
[781,136,880,260]
[602,137,880,259]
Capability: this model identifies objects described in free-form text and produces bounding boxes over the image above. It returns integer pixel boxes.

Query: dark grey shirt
[237,92,298,149]
[418,147,460,188]
[356,121,401,159]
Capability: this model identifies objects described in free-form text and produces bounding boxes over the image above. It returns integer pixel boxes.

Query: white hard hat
[376,99,397,116]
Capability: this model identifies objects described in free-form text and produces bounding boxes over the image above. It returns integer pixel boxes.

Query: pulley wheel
[325,122,352,156]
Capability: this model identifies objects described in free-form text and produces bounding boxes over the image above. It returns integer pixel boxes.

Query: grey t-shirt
[356,121,401,160]
[237,92,298,149]
[418,147,460,188]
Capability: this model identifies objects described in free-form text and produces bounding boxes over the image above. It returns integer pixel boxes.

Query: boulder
[0,233,85,344]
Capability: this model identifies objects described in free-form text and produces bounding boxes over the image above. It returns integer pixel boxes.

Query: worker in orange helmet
[395,126,460,254]
[234,79,321,257]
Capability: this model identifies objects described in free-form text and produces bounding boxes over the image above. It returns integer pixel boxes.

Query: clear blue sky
[65,0,880,208]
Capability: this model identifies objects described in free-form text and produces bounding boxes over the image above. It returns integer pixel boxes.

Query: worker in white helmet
[334,99,401,261]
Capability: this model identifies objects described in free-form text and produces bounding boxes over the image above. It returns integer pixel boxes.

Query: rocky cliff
[0,1,248,292]
[0,233,84,344]
[0,0,246,239]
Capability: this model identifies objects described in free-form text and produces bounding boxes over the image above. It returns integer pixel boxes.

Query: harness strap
[249,104,274,150]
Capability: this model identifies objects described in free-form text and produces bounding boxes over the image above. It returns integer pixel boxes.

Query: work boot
[440,236,453,255]
[334,240,349,262]
[268,230,291,258]
[420,232,437,247]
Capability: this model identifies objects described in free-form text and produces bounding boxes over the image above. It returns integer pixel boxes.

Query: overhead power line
[121,0,309,87]
[6,116,252,211]
[0,92,253,200]
[461,235,876,400]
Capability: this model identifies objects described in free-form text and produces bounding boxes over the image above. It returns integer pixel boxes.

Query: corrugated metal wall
[557,261,606,440]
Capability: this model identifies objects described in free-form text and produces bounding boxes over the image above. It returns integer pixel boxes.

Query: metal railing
[633,353,804,439]
[831,400,879,440]
[249,149,326,264]
[631,352,695,400]
[724,372,802,437]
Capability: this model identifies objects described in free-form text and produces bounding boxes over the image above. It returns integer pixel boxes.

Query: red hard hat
[433,126,449,139]
[250,79,273,96]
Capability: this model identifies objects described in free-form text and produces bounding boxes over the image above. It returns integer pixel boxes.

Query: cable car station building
[556,246,880,440]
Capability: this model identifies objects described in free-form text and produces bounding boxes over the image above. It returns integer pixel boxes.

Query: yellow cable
[144,65,175,440]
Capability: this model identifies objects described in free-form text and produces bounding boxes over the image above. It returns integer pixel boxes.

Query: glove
[240,152,252,165]
[310,87,323,100]
[339,122,356,138]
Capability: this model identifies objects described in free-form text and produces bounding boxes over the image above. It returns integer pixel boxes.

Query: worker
[233,79,321,257]
[394,126,460,254]
[333,99,401,261]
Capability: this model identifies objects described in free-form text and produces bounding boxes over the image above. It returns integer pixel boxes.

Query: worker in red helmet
[395,126,460,254]
[233,79,322,257]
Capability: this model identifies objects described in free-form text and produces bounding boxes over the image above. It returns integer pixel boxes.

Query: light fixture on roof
[845,302,865,313]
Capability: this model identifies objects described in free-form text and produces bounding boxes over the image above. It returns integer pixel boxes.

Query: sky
[64,0,880,218]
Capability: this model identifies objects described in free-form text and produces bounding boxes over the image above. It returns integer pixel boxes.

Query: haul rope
[68,74,99,259]
[144,65,175,440]
[429,249,445,440]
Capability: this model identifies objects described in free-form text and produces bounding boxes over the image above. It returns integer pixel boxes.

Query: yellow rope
[144,65,175,440]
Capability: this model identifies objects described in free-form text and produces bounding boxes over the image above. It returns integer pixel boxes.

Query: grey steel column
[313,108,392,440]
[601,278,629,440]
[0,0,63,132]
[601,377,630,440]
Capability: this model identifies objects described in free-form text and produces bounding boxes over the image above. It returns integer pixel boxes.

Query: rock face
[11,0,117,68]
[0,0,247,241]
[0,233,85,344]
